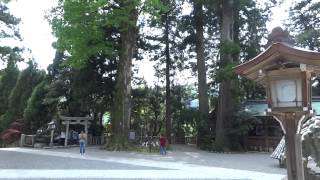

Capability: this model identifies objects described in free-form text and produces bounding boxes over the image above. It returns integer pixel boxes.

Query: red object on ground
[159,136,166,146]
[0,120,26,144]
[0,129,21,144]
[10,122,25,131]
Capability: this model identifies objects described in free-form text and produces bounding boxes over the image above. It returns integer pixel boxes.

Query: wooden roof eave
[234,42,320,79]
[234,44,278,75]
[241,52,281,78]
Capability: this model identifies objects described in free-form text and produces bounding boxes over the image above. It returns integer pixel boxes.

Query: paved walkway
[0,145,286,179]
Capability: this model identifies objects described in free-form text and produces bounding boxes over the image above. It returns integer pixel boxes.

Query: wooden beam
[60,116,93,121]
[61,121,91,125]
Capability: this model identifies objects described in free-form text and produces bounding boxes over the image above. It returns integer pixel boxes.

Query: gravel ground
[43,144,285,174]
[0,151,167,170]
[0,145,286,179]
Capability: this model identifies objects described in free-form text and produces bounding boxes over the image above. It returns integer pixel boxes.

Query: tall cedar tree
[50,0,166,150]
[110,0,138,149]
[193,0,210,148]
[164,4,172,144]
[215,0,235,150]
[0,2,22,63]
[287,0,320,51]
[0,61,19,116]
[24,81,51,132]
[214,0,276,150]
[0,1,22,131]
[0,61,45,131]
[142,0,183,144]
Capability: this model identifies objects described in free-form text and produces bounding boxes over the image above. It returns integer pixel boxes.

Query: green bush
[227,111,260,151]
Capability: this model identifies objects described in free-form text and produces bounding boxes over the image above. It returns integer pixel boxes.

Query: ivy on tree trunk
[109,0,138,150]
[215,0,235,151]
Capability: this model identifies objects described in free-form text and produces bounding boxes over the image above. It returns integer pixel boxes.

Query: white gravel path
[0,145,286,179]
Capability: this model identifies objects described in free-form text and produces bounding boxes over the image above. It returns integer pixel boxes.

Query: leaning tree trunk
[215,0,234,150]
[109,1,138,150]
[164,12,172,144]
[194,0,210,148]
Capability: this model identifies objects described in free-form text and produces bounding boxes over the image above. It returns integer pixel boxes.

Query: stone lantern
[47,120,56,147]
[234,27,320,180]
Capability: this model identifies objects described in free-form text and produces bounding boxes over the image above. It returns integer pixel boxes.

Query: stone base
[34,143,46,148]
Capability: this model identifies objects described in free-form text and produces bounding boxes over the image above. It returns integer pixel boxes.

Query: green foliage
[210,111,259,152]
[227,111,259,151]
[287,0,320,51]
[178,108,198,129]
[215,63,237,83]
[237,0,276,59]
[141,0,186,71]
[0,2,22,63]
[45,49,115,123]
[47,51,65,81]
[0,61,45,131]
[219,40,240,57]
[171,85,197,126]
[24,81,51,132]
[50,0,166,68]
[213,0,276,151]
[131,84,164,137]
[239,78,265,100]
[49,0,116,68]
[49,0,151,148]
[0,2,23,131]
[142,0,169,19]
[233,0,276,102]
[0,61,19,115]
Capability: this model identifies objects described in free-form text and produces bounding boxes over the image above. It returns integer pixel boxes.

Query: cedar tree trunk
[194,0,210,147]
[109,1,138,150]
[215,0,234,150]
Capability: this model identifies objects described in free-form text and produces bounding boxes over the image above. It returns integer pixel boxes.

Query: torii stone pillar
[64,121,69,146]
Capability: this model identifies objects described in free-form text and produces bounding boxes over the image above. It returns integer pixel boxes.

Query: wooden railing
[247,136,281,152]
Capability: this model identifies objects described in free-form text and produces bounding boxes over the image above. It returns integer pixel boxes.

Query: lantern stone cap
[234,42,320,81]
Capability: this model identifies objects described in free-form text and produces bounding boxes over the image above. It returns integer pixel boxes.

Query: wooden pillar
[65,121,69,146]
[280,113,305,180]
[85,120,88,146]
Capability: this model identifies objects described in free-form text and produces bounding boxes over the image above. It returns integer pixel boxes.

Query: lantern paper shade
[270,77,302,108]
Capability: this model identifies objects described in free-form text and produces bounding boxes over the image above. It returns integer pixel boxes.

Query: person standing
[159,134,167,155]
[79,131,86,155]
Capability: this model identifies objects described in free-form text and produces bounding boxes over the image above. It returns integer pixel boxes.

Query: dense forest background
[0,0,319,151]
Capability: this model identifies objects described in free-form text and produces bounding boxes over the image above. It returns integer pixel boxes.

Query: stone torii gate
[60,116,93,146]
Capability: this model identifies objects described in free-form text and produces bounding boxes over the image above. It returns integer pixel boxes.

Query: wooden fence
[20,134,104,147]
[247,136,281,152]
[87,135,104,145]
